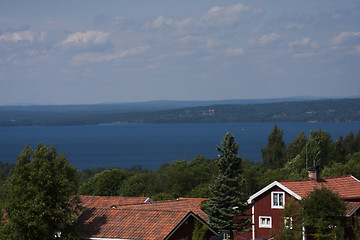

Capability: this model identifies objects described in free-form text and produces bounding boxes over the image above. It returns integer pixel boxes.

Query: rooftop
[77,208,195,240]
[79,195,151,209]
[279,175,360,199]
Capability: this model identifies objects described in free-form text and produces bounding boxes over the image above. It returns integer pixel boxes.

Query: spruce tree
[261,125,287,169]
[207,132,251,239]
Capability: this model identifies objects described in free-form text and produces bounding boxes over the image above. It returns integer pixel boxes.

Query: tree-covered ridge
[1,98,359,126]
[0,128,360,238]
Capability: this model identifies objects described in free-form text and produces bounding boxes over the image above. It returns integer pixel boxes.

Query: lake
[0,122,359,170]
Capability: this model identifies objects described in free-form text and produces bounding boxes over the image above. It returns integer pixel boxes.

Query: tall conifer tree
[261,125,287,169]
[207,132,251,239]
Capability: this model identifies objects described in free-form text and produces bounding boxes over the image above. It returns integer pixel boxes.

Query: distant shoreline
[0,98,359,127]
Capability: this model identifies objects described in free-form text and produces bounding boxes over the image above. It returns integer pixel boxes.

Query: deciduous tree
[79,168,132,196]
[301,187,347,240]
[0,143,82,240]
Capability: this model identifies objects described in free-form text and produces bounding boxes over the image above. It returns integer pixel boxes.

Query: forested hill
[0,98,359,126]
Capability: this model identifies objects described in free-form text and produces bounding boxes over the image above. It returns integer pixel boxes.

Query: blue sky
[0,1,359,105]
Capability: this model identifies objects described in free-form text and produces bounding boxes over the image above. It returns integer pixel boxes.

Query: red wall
[236,186,293,240]
[169,216,215,240]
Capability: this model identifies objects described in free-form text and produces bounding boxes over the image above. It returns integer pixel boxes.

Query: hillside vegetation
[0,98,359,126]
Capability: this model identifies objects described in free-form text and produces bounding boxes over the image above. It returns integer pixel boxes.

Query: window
[271,192,285,209]
[284,217,293,229]
[259,216,272,228]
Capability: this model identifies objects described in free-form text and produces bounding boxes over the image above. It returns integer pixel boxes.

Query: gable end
[248,181,302,204]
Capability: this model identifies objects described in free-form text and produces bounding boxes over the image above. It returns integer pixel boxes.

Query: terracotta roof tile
[279,175,360,199]
[79,195,150,208]
[113,199,209,222]
[77,208,192,239]
[76,197,211,239]
[177,197,209,208]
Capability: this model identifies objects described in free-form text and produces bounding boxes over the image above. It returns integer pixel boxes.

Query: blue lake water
[0,122,359,170]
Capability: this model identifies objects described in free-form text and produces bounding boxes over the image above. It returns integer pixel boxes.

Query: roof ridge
[95,207,191,213]
[279,175,353,183]
[110,199,198,208]
[79,195,148,198]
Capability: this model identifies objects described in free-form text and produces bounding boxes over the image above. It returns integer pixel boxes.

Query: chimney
[308,166,321,181]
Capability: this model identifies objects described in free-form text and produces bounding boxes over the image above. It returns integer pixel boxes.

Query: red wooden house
[236,169,360,240]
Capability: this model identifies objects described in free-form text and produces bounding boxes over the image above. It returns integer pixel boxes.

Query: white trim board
[247,181,302,204]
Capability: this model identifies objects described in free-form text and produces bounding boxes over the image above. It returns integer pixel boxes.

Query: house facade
[236,170,360,240]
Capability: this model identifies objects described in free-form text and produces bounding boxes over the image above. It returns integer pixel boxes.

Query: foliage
[274,198,302,240]
[0,143,82,240]
[73,128,360,200]
[286,131,307,162]
[206,132,251,238]
[306,129,332,168]
[79,167,105,183]
[262,125,287,169]
[321,152,360,179]
[192,221,208,240]
[353,216,360,240]
[120,172,157,197]
[79,168,133,196]
[301,187,347,240]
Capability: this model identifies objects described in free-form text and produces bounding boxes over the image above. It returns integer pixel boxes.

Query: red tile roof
[79,195,150,209]
[177,197,209,208]
[76,197,212,239]
[279,175,360,199]
[77,208,193,240]
[114,199,209,222]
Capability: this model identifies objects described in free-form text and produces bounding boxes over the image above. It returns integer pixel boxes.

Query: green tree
[262,125,287,169]
[206,132,251,239]
[322,152,360,179]
[343,130,360,155]
[119,172,156,197]
[192,221,209,240]
[79,168,133,196]
[307,129,332,168]
[274,198,302,240]
[301,187,347,240]
[0,143,82,240]
[286,131,307,163]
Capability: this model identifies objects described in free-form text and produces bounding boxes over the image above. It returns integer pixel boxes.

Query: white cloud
[292,52,315,58]
[331,32,360,45]
[144,16,193,31]
[331,13,342,19]
[62,30,110,46]
[286,23,305,30]
[73,45,149,63]
[288,37,311,48]
[226,48,244,56]
[144,16,174,30]
[178,35,220,48]
[199,3,250,27]
[355,45,360,54]
[249,33,280,45]
[174,17,193,29]
[0,31,36,42]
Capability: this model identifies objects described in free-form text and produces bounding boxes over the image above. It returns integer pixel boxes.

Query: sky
[0,1,359,105]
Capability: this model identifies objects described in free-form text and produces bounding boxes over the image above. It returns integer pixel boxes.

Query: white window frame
[271,191,285,209]
[259,216,272,228]
[284,217,293,229]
